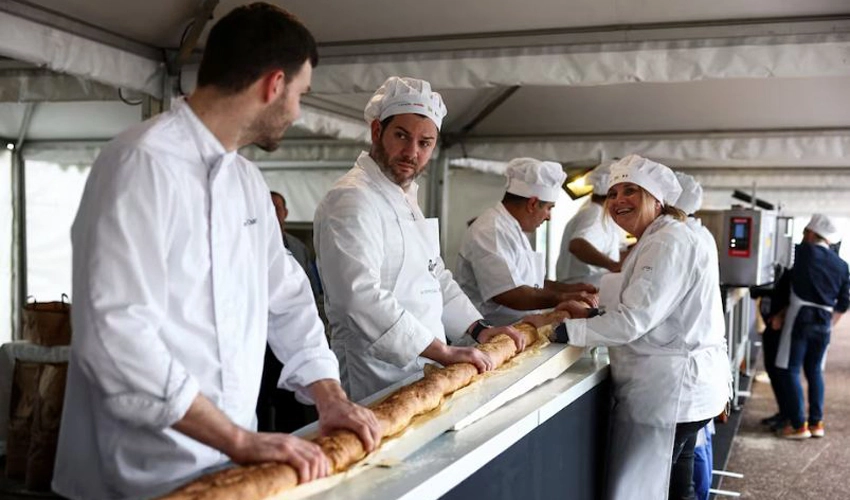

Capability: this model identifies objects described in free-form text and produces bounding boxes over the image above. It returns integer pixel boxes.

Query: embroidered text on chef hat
[363,76,447,131]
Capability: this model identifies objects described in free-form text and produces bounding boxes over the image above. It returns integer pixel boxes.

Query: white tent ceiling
[1,0,850,213]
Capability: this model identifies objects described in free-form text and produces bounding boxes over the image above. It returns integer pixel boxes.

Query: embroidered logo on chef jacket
[642,265,653,272]
[243,217,257,226]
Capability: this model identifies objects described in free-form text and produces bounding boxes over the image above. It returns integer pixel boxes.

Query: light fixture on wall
[5,143,13,151]
[564,169,594,200]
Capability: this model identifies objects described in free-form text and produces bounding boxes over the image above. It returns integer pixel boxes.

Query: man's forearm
[309,379,348,411]
[568,238,617,270]
[544,280,595,293]
[420,338,450,365]
[172,393,245,459]
[491,286,560,311]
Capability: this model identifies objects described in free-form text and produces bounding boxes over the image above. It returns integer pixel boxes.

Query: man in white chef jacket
[53,5,380,499]
[556,160,624,286]
[314,77,525,402]
[456,158,598,326]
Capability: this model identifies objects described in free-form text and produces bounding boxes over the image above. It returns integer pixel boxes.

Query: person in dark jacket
[774,214,849,439]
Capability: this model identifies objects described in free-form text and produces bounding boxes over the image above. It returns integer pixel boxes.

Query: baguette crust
[160,316,561,499]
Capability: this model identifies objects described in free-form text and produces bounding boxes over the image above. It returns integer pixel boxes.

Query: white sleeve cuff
[442,297,483,343]
[563,318,588,347]
[366,313,434,368]
[103,372,200,429]
[279,348,340,404]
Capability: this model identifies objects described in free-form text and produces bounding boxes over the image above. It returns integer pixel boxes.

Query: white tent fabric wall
[444,168,512,273]
[261,169,349,222]
[547,192,587,281]
[0,10,162,98]
[0,151,12,343]
[24,161,89,304]
[450,133,850,169]
[259,166,431,223]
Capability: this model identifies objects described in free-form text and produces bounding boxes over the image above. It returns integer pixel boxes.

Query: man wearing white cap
[556,160,624,286]
[548,154,730,500]
[314,77,523,402]
[456,158,597,326]
[772,213,849,439]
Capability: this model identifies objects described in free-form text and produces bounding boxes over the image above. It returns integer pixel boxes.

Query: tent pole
[10,103,34,340]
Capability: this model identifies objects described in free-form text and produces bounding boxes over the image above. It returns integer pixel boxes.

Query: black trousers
[670,419,712,500]
[762,326,790,420]
[256,345,318,433]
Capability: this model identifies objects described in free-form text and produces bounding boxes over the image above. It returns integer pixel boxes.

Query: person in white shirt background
[314,76,526,403]
[672,170,716,500]
[547,155,730,500]
[53,4,380,499]
[456,158,598,327]
[556,160,624,286]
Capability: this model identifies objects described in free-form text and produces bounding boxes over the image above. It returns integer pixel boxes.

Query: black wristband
[552,322,570,343]
[469,319,492,343]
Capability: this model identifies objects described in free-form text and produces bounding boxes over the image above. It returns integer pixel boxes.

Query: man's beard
[251,98,291,152]
[252,121,289,152]
[372,139,422,188]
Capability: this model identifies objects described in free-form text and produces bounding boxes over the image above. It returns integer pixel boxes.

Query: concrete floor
[723,321,850,499]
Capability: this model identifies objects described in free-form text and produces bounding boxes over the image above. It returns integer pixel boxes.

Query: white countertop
[299,355,610,500]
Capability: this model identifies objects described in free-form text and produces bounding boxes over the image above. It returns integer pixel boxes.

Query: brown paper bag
[25,362,68,491]
[21,296,72,346]
[5,361,41,479]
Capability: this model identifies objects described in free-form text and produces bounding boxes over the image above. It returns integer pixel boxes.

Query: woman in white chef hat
[549,155,730,500]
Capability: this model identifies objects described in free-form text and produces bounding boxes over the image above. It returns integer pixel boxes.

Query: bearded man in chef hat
[314,77,525,402]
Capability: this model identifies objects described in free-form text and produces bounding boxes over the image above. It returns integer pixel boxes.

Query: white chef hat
[586,160,616,195]
[673,171,703,215]
[608,154,682,206]
[806,213,840,242]
[363,76,447,131]
[505,158,567,203]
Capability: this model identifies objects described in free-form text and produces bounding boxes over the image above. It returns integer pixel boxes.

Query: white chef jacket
[456,203,545,326]
[565,215,729,423]
[555,200,621,286]
[314,152,481,401]
[53,99,338,500]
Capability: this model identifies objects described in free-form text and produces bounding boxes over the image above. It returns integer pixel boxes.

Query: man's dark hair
[502,191,551,208]
[197,3,318,93]
[270,190,286,207]
[502,192,530,204]
[377,114,436,140]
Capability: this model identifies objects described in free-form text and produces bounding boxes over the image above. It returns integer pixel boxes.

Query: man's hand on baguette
[227,430,330,483]
[556,299,592,319]
[422,339,495,373]
[477,325,528,352]
[311,379,382,453]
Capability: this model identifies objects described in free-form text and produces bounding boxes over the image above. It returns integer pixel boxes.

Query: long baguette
[160,314,563,500]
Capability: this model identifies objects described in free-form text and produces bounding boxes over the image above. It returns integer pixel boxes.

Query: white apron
[598,271,687,500]
[775,290,833,369]
[606,346,692,500]
[335,218,445,402]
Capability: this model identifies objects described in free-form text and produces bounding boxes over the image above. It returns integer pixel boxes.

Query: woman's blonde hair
[602,185,686,228]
